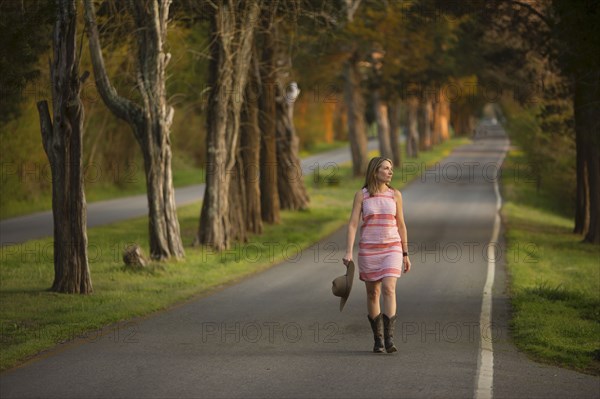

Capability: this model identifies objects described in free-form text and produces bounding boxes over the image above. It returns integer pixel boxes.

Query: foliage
[502,97,575,217]
[0,1,54,124]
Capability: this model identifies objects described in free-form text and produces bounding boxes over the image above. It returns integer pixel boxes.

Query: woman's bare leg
[381,277,398,316]
[365,281,382,318]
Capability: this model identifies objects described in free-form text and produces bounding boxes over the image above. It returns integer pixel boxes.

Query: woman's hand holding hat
[342,252,353,266]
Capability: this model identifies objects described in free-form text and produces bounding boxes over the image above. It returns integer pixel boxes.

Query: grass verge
[0,137,470,371]
[501,148,600,375]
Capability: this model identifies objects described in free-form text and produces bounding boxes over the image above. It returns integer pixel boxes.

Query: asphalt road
[1,132,598,398]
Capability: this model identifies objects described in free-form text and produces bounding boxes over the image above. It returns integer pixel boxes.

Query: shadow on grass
[0,287,54,295]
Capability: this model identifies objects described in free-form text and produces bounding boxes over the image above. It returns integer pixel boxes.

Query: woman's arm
[395,189,411,273]
[343,190,363,264]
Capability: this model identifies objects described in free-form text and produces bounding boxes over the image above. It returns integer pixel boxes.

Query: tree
[276,79,310,210]
[370,47,393,160]
[288,0,370,176]
[343,0,369,176]
[258,2,281,223]
[552,0,600,244]
[343,48,369,176]
[387,98,402,165]
[346,0,462,160]
[37,0,92,294]
[84,0,185,260]
[196,0,261,250]
[406,96,420,157]
[486,0,600,244]
[274,10,310,211]
[239,41,263,234]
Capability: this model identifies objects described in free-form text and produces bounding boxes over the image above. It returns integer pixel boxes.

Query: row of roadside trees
[1,0,596,294]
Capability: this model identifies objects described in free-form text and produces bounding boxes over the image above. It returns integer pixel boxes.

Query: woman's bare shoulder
[353,188,365,201]
[393,188,403,200]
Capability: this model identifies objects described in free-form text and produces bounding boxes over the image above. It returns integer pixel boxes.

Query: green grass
[298,140,348,158]
[0,137,469,371]
[501,149,600,375]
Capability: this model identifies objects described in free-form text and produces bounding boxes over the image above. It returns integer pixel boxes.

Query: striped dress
[358,187,404,281]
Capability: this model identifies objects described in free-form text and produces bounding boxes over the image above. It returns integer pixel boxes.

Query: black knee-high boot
[367,314,385,353]
[383,314,397,353]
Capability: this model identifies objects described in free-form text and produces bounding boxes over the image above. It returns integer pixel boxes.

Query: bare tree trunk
[196,1,261,250]
[573,77,590,235]
[439,96,451,141]
[577,70,600,244]
[419,99,433,151]
[259,9,280,224]
[406,96,420,158]
[324,102,336,143]
[276,81,310,210]
[37,0,92,294]
[84,0,184,260]
[374,91,393,160]
[584,143,600,243]
[227,149,248,243]
[388,99,401,166]
[432,100,441,146]
[343,50,368,176]
[272,18,309,211]
[344,0,362,21]
[342,0,367,176]
[240,44,262,234]
[451,100,475,137]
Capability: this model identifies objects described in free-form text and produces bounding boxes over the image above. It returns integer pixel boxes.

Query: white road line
[474,146,508,399]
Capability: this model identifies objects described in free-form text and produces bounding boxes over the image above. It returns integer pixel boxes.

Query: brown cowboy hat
[332,260,355,312]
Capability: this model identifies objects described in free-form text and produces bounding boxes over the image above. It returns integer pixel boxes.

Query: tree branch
[83,0,142,124]
[507,0,552,28]
[344,0,361,22]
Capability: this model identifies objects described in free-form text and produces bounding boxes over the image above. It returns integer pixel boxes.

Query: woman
[343,157,411,353]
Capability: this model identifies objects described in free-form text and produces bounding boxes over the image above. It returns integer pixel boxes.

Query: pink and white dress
[358,187,404,281]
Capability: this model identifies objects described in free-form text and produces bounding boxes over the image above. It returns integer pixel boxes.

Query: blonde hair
[363,157,393,196]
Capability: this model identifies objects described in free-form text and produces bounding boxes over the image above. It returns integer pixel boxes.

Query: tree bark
[276,81,310,210]
[573,75,590,235]
[432,100,441,146]
[576,70,600,244]
[584,142,600,244]
[197,0,261,249]
[388,99,401,166]
[240,44,262,234]
[84,0,184,260]
[439,96,451,141]
[451,100,475,137]
[374,91,393,160]
[418,99,433,151]
[271,18,309,211]
[37,0,92,294]
[323,102,336,143]
[406,96,420,158]
[343,50,368,176]
[259,9,280,224]
[227,149,248,243]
